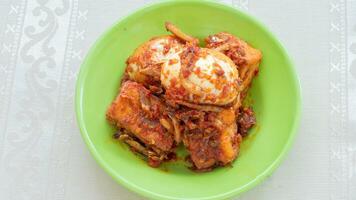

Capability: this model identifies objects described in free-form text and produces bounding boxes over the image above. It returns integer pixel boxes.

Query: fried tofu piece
[216,108,242,164]
[205,32,262,93]
[106,81,174,152]
[179,108,241,170]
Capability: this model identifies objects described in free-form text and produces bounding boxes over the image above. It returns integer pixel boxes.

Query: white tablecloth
[0,0,355,199]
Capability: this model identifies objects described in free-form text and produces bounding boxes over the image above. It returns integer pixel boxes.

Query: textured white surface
[0,0,355,199]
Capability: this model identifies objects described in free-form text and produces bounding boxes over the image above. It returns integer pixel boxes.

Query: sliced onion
[168,114,182,144]
[160,117,173,133]
[165,22,199,44]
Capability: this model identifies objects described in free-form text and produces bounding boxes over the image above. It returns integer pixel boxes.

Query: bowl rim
[75,0,302,199]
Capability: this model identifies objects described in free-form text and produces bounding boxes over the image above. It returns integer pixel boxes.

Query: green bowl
[75,0,301,199]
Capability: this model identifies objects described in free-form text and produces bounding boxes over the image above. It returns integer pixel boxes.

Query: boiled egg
[161,47,240,105]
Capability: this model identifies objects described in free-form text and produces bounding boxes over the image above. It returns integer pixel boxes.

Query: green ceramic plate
[75,0,301,199]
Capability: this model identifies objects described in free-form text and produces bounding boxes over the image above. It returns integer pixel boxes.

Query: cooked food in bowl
[106,22,262,171]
